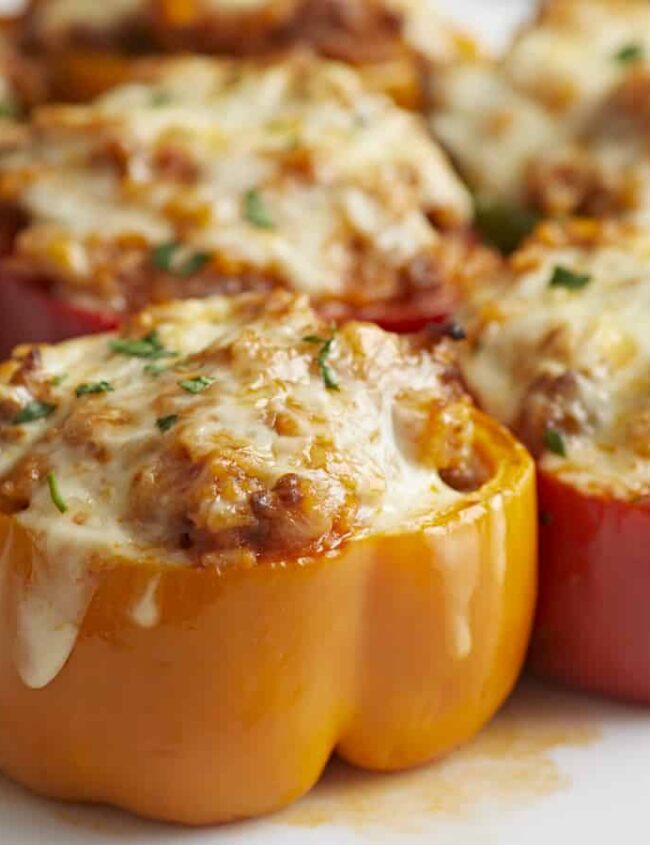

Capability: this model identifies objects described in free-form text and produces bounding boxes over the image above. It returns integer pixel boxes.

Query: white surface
[3,2,650,844]
[0,0,22,13]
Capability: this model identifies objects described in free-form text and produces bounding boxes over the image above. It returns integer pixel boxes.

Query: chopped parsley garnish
[178,376,215,394]
[543,428,567,457]
[156,414,179,433]
[0,102,17,120]
[152,242,211,277]
[303,332,340,391]
[151,242,177,272]
[549,265,592,291]
[47,471,68,514]
[614,43,645,64]
[51,372,68,386]
[13,400,56,425]
[151,89,172,107]
[144,362,169,377]
[473,197,540,254]
[242,188,275,230]
[75,380,114,397]
[180,251,211,276]
[110,330,174,360]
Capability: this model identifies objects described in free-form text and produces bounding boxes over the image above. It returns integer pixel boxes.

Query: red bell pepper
[531,469,650,703]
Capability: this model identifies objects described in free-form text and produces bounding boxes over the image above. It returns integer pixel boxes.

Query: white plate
[3,2,650,843]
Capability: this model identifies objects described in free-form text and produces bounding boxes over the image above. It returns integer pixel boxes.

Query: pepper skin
[341,291,458,335]
[532,469,650,703]
[0,412,536,825]
[0,272,118,357]
[0,271,456,355]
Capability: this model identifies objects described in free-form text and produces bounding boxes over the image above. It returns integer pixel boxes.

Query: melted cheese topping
[0,290,477,688]
[431,0,650,219]
[0,55,471,313]
[0,291,475,560]
[507,0,650,122]
[459,219,650,500]
[432,61,567,205]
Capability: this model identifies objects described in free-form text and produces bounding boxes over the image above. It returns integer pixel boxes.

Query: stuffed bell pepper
[431,0,650,253]
[0,53,498,354]
[0,289,536,825]
[460,217,650,703]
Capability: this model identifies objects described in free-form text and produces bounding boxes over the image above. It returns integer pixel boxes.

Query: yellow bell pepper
[0,411,536,826]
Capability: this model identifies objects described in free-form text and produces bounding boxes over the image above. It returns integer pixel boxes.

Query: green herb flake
[144,362,169,377]
[47,471,68,514]
[75,380,114,397]
[318,340,340,391]
[156,414,179,433]
[110,330,175,360]
[614,42,645,64]
[242,188,275,230]
[178,251,211,277]
[0,102,18,120]
[50,372,68,386]
[543,428,567,457]
[303,332,340,391]
[152,241,179,273]
[13,400,56,425]
[151,89,172,107]
[151,241,211,277]
[549,265,592,291]
[473,197,540,254]
[178,376,216,394]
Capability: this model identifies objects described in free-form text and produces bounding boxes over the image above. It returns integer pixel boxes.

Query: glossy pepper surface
[0,411,536,825]
[532,469,650,703]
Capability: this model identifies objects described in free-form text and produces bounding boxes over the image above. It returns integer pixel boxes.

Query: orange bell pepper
[0,411,536,826]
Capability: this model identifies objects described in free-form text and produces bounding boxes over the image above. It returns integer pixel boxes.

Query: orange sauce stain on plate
[278,677,600,833]
[38,677,600,837]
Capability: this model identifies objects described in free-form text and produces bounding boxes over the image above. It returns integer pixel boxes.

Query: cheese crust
[0,54,479,315]
[0,290,479,567]
[431,0,650,221]
[459,218,650,500]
